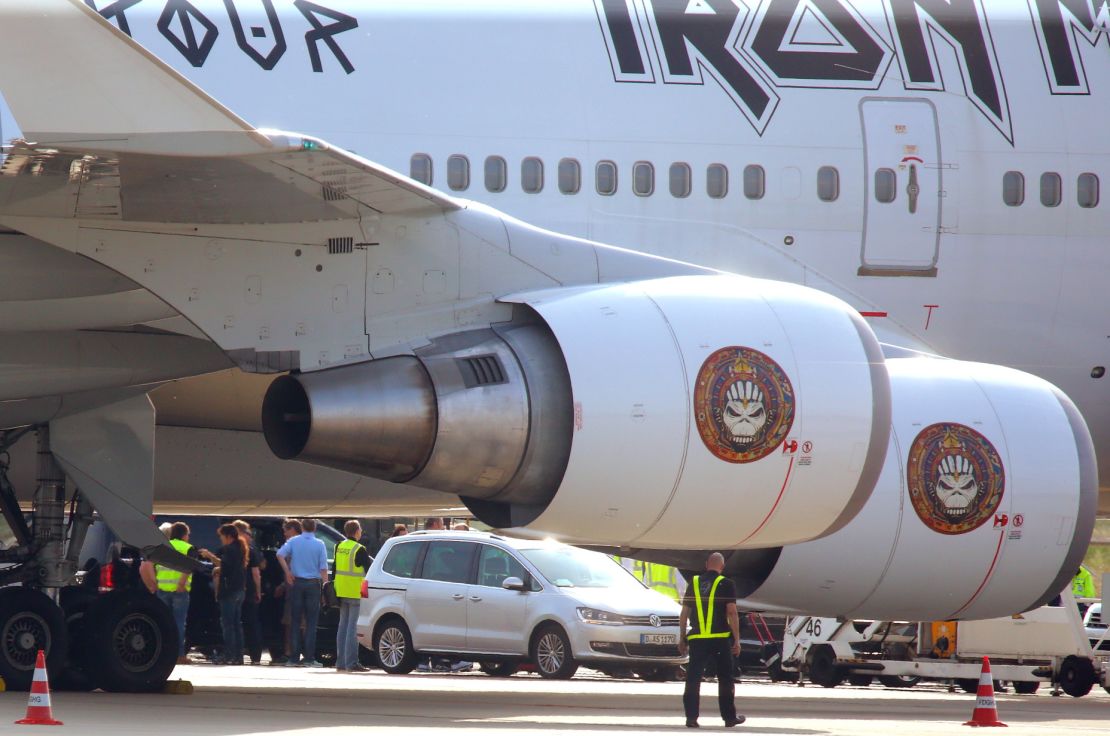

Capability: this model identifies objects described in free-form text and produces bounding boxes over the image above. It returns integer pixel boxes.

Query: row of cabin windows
[417,154,1103,211]
[1002,171,1100,208]
[411,154,842,202]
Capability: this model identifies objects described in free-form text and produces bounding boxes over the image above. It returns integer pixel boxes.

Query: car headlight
[576,607,624,625]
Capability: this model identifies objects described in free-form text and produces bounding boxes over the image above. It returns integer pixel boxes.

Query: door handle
[452,593,465,600]
[469,595,482,602]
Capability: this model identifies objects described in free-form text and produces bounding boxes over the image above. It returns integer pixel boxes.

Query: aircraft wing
[0,0,457,221]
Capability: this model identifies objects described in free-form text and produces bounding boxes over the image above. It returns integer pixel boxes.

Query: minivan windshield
[521,546,646,590]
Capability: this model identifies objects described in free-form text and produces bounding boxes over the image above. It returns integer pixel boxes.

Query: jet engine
[262,274,890,549]
[732,356,1097,620]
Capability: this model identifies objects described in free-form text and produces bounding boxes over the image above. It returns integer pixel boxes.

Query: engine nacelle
[263,274,890,549]
[737,356,1097,620]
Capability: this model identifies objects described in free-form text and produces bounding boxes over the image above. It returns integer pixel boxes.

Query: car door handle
[469,595,482,602]
[452,593,465,600]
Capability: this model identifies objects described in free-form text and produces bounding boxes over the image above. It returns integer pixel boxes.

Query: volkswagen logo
[649,614,661,628]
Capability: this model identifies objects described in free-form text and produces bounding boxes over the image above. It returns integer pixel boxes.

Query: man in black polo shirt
[678,552,744,729]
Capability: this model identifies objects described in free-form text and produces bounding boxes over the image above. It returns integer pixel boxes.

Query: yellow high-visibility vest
[156,539,194,593]
[1073,567,1096,598]
[687,574,730,640]
[333,539,367,599]
[645,562,681,602]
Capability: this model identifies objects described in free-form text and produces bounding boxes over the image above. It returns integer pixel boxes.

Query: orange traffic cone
[15,650,62,726]
[964,656,1007,727]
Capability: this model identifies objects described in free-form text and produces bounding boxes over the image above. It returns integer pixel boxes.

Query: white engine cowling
[738,356,1097,620]
[503,274,889,549]
[264,273,891,550]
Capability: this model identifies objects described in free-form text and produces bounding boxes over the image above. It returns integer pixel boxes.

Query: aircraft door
[859,99,942,276]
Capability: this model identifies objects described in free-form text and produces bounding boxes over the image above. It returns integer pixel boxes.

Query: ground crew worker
[1073,566,1096,599]
[154,522,197,665]
[678,552,744,729]
[1072,565,1097,616]
[645,562,684,602]
[333,520,371,672]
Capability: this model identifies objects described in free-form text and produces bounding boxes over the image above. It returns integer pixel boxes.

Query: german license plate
[640,633,677,645]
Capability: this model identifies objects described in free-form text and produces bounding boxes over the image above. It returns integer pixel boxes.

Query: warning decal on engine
[907,423,1005,535]
[693,346,795,464]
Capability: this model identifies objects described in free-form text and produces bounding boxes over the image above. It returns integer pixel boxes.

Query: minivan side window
[476,545,528,588]
[382,541,426,579]
[422,541,477,584]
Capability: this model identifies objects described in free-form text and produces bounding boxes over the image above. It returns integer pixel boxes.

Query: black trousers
[242,595,263,663]
[683,638,737,723]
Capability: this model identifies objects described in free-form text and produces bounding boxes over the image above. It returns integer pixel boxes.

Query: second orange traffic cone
[964,656,1007,727]
[15,650,62,726]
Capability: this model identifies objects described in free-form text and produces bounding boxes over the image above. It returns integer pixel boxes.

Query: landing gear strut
[0,425,179,691]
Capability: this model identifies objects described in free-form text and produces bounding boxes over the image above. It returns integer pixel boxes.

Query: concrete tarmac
[3,665,1109,735]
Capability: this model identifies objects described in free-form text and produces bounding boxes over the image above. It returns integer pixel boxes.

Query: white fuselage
[66,0,1107,484]
[2,0,1106,484]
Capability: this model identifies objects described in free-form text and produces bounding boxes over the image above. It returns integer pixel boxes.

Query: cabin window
[484,156,507,193]
[743,165,765,200]
[1040,172,1062,208]
[1002,171,1024,206]
[874,168,897,204]
[707,164,728,199]
[410,153,433,186]
[521,157,544,194]
[447,155,470,191]
[596,161,618,196]
[817,166,839,202]
[1078,173,1099,209]
[633,161,654,197]
[669,163,692,198]
[558,158,581,195]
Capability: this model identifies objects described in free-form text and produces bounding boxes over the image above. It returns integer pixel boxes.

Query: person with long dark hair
[200,524,249,665]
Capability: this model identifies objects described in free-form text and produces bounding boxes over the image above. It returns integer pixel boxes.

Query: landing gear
[83,589,178,693]
[0,425,180,692]
[55,588,96,692]
[0,588,67,690]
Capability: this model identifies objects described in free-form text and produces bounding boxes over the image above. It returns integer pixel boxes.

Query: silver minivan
[357,531,685,679]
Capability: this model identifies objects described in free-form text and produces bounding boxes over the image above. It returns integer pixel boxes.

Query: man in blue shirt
[276,518,329,667]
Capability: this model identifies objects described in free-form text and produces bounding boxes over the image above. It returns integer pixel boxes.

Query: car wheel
[807,644,843,688]
[0,588,67,691]
[358,643,379,668]
[637,666,681,682]
[532,625,578,680]
[1013,680,1039,695]
[374,619,416,675]
[879,674,920,688]
[478,661,519,677]
[84,589,178,693]
[1058,655,1096,698]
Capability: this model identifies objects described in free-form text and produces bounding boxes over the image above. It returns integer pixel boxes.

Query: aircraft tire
[54,587,96,691]
[0,587,68,691]
[84,589,178,693]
